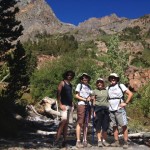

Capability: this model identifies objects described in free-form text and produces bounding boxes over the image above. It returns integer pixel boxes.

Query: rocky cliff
[16,0,150,91]
[16,0,150,42]
[16,0,75,41]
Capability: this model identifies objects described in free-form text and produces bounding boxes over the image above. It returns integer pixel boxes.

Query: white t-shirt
[75,83,92,105]
[107,83,128,111]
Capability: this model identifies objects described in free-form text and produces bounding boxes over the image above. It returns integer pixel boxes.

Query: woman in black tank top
[53,70,75,147]
[60,80,73,107]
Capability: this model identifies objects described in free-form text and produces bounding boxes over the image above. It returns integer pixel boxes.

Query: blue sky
[46,0,150,26]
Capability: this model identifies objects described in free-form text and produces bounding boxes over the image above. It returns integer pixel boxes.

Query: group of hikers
[53,70,133,149]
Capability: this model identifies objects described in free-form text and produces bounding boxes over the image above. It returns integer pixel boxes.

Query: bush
[120,26,141,41]
[138,82,150,118]
[30,51,102,102]
[23,34,78,56]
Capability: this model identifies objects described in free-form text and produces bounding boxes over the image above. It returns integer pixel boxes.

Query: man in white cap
[107,73,133,149]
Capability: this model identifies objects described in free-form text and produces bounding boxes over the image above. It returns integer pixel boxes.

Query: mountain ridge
[16,0,150,42]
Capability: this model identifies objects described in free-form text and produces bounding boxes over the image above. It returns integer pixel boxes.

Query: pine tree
[0,0,23,57]
[0,0,30,136]
[0,0,28,107]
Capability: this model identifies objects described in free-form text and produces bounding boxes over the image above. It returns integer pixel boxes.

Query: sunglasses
[97,81,104,84]
[67,74,73,77]
[110,77,117,81]
[82,79,88,81]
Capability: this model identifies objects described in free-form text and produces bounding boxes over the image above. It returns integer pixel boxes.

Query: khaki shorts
[60,106,73,123]
[77,105,91,125]
[110,108,128,127]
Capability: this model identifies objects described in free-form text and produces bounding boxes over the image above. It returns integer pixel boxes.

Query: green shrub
[138,82,150,118]
[23,34,78,56]
[131,49,150,68]
[104,35,129,83]
[120,26,141,41]
[30,49,103,102]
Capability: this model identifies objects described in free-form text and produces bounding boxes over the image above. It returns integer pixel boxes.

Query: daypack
[78,83,91,93]
[107,83,125,101]
[107,83,125,111]
[77,83,91,102]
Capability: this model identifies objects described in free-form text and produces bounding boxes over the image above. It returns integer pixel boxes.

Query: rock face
[37,54,58,69]
[118,41,144,54]
[15,0,150,91]
[16,0,150,42]
[16,0,75,41]
[126,67,150,91]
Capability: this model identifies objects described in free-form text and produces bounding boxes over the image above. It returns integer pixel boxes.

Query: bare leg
[96,130,102,141]
[62,120,68,141]
[102,130,107,141]
[76,123,82,141]
[55,120,66,141]
[113,126,119,141]
[83,115,89,142]
[83,126,88,141]
[122,125,128,141]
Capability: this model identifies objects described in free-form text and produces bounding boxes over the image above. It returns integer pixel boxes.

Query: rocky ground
[0,134,149,150]
[0,121,149,150]
[0,106,149,150]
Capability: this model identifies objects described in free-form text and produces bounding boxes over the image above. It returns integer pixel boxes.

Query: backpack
[107,83,124,101]
[107,83,125,111]
[77,83,91,102]
[78,83,91,93]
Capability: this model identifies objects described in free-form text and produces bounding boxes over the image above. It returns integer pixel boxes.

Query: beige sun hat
[96,78,104,82]
[108,73,120,81]
[79,73,91,81]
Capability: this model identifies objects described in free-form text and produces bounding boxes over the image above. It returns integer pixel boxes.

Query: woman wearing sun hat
[107,73,133,149]
[75,73,92,148]
[92,78,110,147]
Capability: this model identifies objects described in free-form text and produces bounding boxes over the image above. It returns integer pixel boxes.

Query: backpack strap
[77,83,91,103]
[79,83,82,91]
[108,83,125,111]
[108,83,124,100]
[118,83,124,100]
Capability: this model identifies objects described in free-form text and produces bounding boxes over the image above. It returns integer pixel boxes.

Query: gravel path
[1,112,149,150]
[0,134,149,150]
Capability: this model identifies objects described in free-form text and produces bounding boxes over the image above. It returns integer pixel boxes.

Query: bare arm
[57,81,66,110]
[120,89,133,107]
[125,89,133,104]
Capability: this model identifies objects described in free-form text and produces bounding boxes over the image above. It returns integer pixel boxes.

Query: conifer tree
[0,0,28,105]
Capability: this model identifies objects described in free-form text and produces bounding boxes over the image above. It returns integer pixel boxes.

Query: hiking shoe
[83,141,92,147]
[62,141,72,148]
[98,141,103,147]
[111,140,120,147]
[102,140,110,147]
[76,141,84,148]
[123,141,128,149]
[62,141,67,147]
[53,140,60,148]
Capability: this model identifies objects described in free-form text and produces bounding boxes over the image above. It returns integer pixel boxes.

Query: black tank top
[60,81,73,106]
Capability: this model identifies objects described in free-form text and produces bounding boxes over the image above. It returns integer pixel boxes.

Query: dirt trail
[0,134,149,150]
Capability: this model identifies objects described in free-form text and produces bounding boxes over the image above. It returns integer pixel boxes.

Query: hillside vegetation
[21,32,150,132]
[0,0,150,136]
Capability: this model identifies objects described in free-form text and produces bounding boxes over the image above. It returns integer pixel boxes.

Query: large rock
[126,67,150,91]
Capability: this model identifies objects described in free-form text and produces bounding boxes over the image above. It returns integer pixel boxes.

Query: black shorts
[95,107,110,132]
